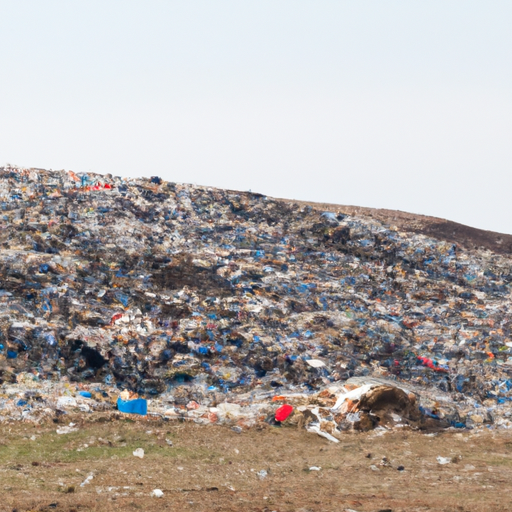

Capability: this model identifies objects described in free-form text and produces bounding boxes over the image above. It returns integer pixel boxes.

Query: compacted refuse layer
[0,165,511,435]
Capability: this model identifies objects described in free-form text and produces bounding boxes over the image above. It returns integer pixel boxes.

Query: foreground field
[1,415,511,512]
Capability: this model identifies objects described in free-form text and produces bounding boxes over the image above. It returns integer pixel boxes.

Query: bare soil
[1,415,511,511]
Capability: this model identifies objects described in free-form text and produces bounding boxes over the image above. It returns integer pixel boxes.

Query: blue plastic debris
[44,333,57,346]
[117,397,147,415]
[114,291,130,307]
[7,350,18,359]
[419,406,440,420]
[79,391,92,398]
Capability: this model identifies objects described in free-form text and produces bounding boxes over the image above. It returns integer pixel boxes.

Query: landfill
[1,165,512,439]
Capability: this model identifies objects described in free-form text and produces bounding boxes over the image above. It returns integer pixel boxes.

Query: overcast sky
[1,1,511,234]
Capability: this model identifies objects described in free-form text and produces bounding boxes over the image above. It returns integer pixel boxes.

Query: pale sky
[1,1,511,234]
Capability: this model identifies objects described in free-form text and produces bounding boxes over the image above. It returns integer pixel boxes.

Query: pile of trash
[0,165,512,435]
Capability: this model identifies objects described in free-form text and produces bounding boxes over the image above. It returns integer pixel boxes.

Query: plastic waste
[275,404,293,422]
[306,359,326,368]
[133,448,145,459]
[80,474,94,486]
[0,165,510,435]
[56,424,78,435]
[117,398,147,416]
[57,397,77,409]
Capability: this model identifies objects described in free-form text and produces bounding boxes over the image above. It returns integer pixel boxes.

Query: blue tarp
[117,397,147,415]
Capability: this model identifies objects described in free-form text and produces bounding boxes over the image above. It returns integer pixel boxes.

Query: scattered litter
[305,423,340,444]
[80,474,94,487]
[133,448,145,459]
[56,425,78,435]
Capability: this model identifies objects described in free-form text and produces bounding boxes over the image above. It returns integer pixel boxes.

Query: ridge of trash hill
[1,165,512,435]
[286,200,512,256]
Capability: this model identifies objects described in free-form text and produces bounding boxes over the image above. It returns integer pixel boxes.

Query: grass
[2,417,512,511]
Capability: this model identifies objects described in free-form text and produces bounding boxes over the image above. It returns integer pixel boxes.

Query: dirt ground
[1,415,511,512]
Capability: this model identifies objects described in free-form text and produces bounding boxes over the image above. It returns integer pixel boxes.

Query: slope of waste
[291,201,512,255]
[1,165,512,436]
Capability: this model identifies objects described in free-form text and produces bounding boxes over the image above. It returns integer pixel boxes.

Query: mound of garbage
[0,165,511,434]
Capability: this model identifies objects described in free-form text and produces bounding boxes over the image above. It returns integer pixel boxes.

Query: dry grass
[1,415,512,511]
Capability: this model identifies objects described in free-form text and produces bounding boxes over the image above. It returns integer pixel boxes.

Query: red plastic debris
[111,313,123,325]
[275,404,293,422]
[417,356,449,373]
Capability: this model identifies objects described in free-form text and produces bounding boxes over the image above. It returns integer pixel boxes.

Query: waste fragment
[133,448,145,459]
[275,404,293,422]
[117,397,148,416]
